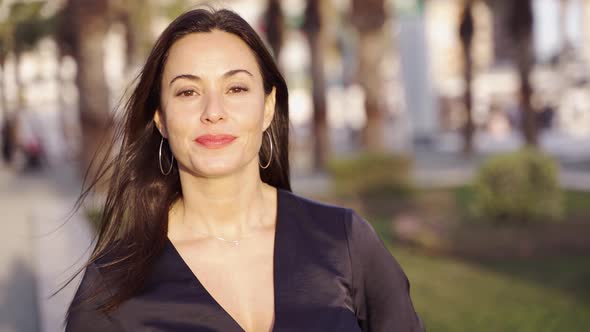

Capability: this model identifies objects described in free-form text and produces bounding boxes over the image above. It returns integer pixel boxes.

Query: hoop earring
[259,131,273,170]
[159,137,174,176]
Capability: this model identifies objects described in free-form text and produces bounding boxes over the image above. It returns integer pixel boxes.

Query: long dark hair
[67,8,290,314]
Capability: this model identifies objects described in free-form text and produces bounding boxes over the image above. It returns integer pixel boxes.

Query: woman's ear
[153,109,168,138]
[263,87,277,131]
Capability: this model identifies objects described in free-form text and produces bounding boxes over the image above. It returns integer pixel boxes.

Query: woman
[65,8,423,332]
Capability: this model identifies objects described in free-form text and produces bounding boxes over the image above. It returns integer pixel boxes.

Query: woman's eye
[177,90,197,97]
[228,86,248,94]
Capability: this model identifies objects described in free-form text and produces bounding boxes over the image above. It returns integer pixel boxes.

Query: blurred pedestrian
[16,110,44,171]
[1,115,16,164]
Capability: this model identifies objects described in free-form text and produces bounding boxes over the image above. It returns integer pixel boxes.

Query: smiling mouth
[194,134,237,149]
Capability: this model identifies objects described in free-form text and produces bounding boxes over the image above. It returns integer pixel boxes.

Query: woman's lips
[194,134,237,149]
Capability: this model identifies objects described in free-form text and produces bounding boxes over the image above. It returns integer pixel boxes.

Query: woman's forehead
[163,30,260,80]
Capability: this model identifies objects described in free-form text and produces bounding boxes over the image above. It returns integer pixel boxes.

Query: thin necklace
[182,223,259,247]
[208,234,255,246]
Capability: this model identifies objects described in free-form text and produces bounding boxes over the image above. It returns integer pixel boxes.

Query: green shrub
[473,148,563,224]
[328,153,414,217]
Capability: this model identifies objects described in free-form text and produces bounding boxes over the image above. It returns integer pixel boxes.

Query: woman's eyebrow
[169,69,253,86]
[169,74,200,86]
[223,69,253,78]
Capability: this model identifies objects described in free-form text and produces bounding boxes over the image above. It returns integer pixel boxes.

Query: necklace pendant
[211,235,243,246]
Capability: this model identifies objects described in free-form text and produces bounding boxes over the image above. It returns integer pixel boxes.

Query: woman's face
[154,30,276,178]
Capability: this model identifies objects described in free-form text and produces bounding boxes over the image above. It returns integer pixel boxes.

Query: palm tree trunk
[516,39,537,146]
[358,31,386,151]
[117,0,153,74]
[0,56,15,163]
[64,0,112,177]
[352,0,387,151]
[265,0,284,61]
[509,0,537,146]
[56,50,77,161]
[460,1,475,155]
[303,0,329,170]
[0,56,7,118]
[14,51,25,111]
[559,0,568,55]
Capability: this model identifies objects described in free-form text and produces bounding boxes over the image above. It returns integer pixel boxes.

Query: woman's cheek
[165,121,189,156]
[232,100,266,127]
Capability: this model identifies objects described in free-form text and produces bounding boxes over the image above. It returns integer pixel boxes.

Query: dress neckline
[165,187,287,332]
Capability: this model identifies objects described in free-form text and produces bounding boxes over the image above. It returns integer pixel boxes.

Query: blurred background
[0,0,589,331]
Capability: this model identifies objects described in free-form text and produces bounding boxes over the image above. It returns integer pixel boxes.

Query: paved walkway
[0,164,93,332]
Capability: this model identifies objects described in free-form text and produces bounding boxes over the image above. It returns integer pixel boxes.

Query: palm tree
[459,0,475,154]
[559,0,569,56]
[1,1,55,163]
[508,0,537,146]
[264,0,284,61]
[58,0,194,177]
[0,31,12,162]
[351,0,387,151]
[303,0,329,170]
[0,14,13,120]
[59,0,113,177]
[114,0,189,76]
[10,1,53,107]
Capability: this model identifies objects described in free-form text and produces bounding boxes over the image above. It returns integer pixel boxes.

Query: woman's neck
[169,163,275,240]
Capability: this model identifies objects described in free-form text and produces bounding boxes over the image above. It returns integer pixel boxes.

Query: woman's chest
[112,249,360,332]
[112,276,360,332]
[184,240,276,332]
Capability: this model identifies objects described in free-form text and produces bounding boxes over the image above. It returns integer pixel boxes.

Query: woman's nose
[200,92,226,124]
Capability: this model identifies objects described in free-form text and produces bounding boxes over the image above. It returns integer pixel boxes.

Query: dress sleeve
[345,209,425,332]
[65,263,124,332]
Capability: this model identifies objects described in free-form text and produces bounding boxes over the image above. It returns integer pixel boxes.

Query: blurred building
[2,0,590,166]
[424,0,590,146]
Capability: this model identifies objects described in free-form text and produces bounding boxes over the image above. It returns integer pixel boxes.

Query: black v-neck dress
[66,189,424,331]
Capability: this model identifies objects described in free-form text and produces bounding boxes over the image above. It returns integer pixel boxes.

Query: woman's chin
[185,159,246,178]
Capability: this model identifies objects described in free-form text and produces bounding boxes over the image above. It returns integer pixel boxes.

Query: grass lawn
[326,163,590,331]
[564,190,590,222]
[363,188,590,332]
[392,246,590,332]
[368,215,590,332]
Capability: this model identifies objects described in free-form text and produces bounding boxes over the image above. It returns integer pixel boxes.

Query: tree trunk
[14,51,25,111]
[303,0,329,170]
[0,57,15,164]
[460,1,475,155]
[352,0,387,151]
[359,31,386,151]
[516,39,537,146]
[264,0,284,61]
[509,0,537,146]
[486,0,512,64]
[0,57,7,118]
[63,0,113,178]
[117,0,153,74]
[56,52,78,161]
[559,0,568,56]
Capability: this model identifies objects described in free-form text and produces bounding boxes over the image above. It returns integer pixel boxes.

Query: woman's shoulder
[278,188,353,221]
[68,243,128,311]
[69,255,112,309]
[278,189,375,236]
[65,244,132,330]
[278,189,381,243]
